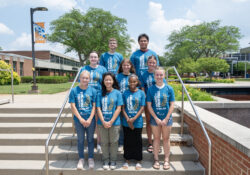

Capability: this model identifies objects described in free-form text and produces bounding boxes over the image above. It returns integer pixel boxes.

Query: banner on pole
[34,22,46,43]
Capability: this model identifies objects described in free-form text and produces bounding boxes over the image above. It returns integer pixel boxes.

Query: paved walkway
[1,81,250,107]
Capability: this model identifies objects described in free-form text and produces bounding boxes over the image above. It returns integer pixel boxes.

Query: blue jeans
[74,119,96,159]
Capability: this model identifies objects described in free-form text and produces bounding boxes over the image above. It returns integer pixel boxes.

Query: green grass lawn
[235,78,250,81]
[0,82,78,94]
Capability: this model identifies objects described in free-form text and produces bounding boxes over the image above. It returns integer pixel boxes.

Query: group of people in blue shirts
[69,34,175,171]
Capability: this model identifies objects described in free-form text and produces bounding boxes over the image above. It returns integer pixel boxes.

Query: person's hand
[103,121,111,128]
[85,119,91,128]
[79,118,86,126]
[161,118,168,126]
[127,118,134,130]
[155,117,162,126]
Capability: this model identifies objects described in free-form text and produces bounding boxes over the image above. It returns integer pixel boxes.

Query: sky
[0,0,250,59]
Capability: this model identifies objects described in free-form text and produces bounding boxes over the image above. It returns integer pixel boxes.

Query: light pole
[30,7,48,92]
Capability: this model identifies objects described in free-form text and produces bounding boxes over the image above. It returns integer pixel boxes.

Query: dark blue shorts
[150,116,173,126]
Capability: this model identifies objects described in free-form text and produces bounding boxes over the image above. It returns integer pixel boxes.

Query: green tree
[159,56,168,67]
[0,60,21,85]
[165,20,241,66]
[48,8,132,66]
[197,57,230,80]
[177,58,198,76]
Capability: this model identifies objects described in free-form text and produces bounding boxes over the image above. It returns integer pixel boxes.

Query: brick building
[0,50,80,77]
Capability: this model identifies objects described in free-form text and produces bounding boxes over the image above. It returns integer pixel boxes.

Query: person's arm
[129,106,144,123]
[85,103,96,127]
[109,105,121,126]
[161,101,175,126]
[122,105,134,129]
[70,103,86,126]
[147,102,161,126]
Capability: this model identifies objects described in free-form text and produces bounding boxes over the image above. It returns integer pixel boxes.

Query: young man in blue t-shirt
[100,38,123,75]
[130,33,159,78]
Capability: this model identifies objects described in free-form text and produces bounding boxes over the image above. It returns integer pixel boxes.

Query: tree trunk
[78,52,83,67]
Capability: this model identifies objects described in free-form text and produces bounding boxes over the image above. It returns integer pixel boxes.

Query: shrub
[21,76,33,83]
[169,82,214,101]
[36,76,69,84]
[0,60,21,85]
[21,76,69,84]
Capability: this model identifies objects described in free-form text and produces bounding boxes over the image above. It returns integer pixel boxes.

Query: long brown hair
[117,58,136,74]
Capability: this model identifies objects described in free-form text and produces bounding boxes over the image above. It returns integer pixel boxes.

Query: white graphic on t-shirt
[127,95,133,111]
[102,96,108,111]
[120,78,126,93]
[154,91,161,108]
[139,54,145,69]
[146,75,153,88]
[108,56,113,70]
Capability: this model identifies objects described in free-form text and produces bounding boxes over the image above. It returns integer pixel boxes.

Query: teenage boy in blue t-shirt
[69,70,97,170]
[100,38,123,75]
[130,33,159,78]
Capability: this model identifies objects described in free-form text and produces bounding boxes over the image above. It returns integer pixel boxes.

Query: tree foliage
[48,8,132,66]
[197,57,230,80]
[0,60,21,85]
[165,20,242,66]
[177,58,198,75]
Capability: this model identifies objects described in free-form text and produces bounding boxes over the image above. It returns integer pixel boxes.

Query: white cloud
[9,32,78,58]
[231,0,249,2]
[147,2,200,36]
[10,33,31,49]
[0,23,14,35]
[0,0,80,11]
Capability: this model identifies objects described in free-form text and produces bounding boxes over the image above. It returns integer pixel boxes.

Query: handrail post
[11,68,14,103]
[45,68,81,175]
[181,84,184,135]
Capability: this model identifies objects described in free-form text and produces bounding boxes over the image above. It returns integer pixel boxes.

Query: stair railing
[166,66,212,175]
[45,69,81,175]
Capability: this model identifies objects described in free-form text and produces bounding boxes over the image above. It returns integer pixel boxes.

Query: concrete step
[0,145,199,161]
[0,133,193,146]
[0,113,181,123]
[0,98,10,105]
[0,160,204,175]
[0,122,188,134]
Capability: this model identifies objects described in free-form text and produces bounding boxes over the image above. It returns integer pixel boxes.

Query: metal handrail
[45,69,81,175]
[166,66,212,175]
[0,68,14,103]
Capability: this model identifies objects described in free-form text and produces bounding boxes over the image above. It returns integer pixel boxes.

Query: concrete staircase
[0,107,205,175]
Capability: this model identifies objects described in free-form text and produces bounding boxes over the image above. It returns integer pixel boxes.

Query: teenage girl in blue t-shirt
[122,74,145,170]
[69,70,96,170]
[96,72,123,170]
[146,67,175,170]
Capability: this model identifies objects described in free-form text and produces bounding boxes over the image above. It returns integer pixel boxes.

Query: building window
[13,61,17,72]
[20,62,24,76]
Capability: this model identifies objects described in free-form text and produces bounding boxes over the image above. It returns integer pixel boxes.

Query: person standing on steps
[146,67,175,170]
[116,58,136,151]
[130,33,159,78]
[141,55,167,153]
[97,72,123,170]
[79,51,107,153]
[122,74,145,170]
[69,70,97,170]
[100,38,123,75]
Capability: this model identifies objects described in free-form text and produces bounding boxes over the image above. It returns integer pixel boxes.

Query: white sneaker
[135,162,142,170]
[97,144,102,153]
[110,162,116,170]
[122,162,129,169]
[77,159,84,170]
[88,158,95,169]
[103,162,109,170]
[118,145,123,152]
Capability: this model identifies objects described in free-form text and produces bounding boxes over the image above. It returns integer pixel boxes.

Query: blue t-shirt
[146,84,175,120]
[79,65,107,92]
[69,86,97,123]
[130,49,159,77]
[100,52,123,75]
[96,89,124,126]
[116,73,130,94]
[141,71,167,94]
[122,89,145,128]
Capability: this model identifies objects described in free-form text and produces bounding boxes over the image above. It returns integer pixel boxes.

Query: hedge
[21,76,69,84]
[0,60,21,85]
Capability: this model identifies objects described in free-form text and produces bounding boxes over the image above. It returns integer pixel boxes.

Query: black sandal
[147,144,153,153]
